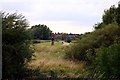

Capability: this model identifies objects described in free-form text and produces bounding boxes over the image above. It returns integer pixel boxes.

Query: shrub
[66,38,71,43]
[94,44,120,79]
[65,22,120,61]
[2,12,34,79]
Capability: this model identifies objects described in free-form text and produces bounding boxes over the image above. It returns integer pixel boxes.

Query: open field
[28,41,85,78]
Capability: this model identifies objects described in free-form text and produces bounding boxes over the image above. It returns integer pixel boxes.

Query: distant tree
[61,33,68,40]
[31,24,52,40]
[2,12,33,79]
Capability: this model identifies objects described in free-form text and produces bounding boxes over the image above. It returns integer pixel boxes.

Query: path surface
[62,42,70,46]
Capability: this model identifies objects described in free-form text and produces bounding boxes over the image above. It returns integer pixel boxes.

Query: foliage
[65,3,120,79]
[103,5,117,25]
[31,24,52,40]
[2,12,34,79]
[61,33,68,40]
[65,22,120,61]
[94,23,105,29]
[95,5,120,29]
[94,44,120,79]
[66,37,71,43]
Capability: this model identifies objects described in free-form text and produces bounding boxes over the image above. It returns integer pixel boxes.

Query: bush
[66,38,71,43]
[94,44,120,79]
[2,12,34,79]
[65,22,120,61]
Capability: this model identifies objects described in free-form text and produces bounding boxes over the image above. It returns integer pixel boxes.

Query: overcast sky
[0,0,119,34]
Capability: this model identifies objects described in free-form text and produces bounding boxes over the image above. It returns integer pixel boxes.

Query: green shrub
[2,12,34,79]
[94,44,120,79]
[66,39,71,43]
[65,23,120,61]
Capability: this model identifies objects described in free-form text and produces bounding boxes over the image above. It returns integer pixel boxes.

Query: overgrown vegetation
[65,4,120,79]
[94,44,120,79]
[28,42,85,78]
[2,2,120,79]
[2,12,34,79]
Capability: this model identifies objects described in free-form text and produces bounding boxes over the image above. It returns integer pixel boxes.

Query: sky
[0,0,119,34]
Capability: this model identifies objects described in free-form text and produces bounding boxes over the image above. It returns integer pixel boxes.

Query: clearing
[28,41,85,78]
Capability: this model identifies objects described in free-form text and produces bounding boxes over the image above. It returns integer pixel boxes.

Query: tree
[94,23,105,29]
[115,4,120,24]
[61,33,68,40]
[102,5,116,25]
[102,4,120,25]
[95,4,120,29]
[2,12,33,79]
[31,24,52,40]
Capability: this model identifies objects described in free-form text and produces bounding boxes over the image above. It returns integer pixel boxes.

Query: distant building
[67,34,76,40]
[51,33,80,40]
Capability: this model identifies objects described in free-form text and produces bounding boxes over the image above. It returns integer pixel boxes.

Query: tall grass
[28,41,85,78]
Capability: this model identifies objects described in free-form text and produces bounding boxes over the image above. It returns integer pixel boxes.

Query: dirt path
[62,42,70,46]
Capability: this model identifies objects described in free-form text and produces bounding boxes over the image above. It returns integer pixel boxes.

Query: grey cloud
[1,1,33,13]
[0,0,119,33]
